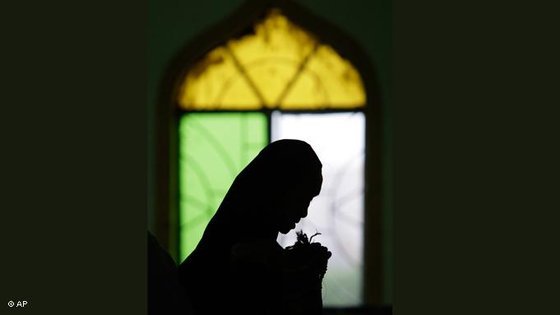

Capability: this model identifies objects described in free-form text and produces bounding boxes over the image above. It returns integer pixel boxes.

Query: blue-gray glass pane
[272,112,365,306]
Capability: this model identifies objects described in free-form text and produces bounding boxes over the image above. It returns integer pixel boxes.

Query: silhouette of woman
[178,139,331,315]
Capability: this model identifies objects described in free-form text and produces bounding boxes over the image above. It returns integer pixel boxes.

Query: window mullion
[274,42,319,107]
[225,43,268,107]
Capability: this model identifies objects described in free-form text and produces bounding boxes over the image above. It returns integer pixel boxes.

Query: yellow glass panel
[227,9,317,107]
[178,9,365,110]
[179,47,261,110]
[282,45,366,109]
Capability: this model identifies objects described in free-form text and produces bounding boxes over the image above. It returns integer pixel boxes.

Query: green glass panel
[178,112,267,260]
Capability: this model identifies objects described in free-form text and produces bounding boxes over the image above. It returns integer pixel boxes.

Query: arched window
[157,0,383,307]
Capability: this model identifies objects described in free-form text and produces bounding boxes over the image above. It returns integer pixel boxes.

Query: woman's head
[221,139,323,235]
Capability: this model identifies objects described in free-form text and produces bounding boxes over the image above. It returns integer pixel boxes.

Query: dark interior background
[2,0,559,314]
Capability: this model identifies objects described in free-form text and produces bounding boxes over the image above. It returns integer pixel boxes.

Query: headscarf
[198,139,323,248]
[178,139,323,315]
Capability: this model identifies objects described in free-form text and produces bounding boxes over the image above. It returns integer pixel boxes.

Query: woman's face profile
[274,178,321,234]
[230,139,323,235]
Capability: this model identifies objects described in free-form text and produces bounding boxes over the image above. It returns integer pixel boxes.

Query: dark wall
[148,0,392,304]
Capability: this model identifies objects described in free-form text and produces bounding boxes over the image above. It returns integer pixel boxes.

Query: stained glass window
[177,9,367,306]
[178,9,365,110]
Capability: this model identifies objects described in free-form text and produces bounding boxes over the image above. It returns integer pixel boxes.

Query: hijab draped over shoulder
[178,139,322,315]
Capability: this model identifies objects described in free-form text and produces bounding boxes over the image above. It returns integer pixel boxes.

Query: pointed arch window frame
[154,0,384,305]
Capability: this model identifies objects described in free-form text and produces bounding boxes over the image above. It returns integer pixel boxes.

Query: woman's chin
[279,222,296,234]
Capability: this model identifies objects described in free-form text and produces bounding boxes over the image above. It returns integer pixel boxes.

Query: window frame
[154,0,383,305]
